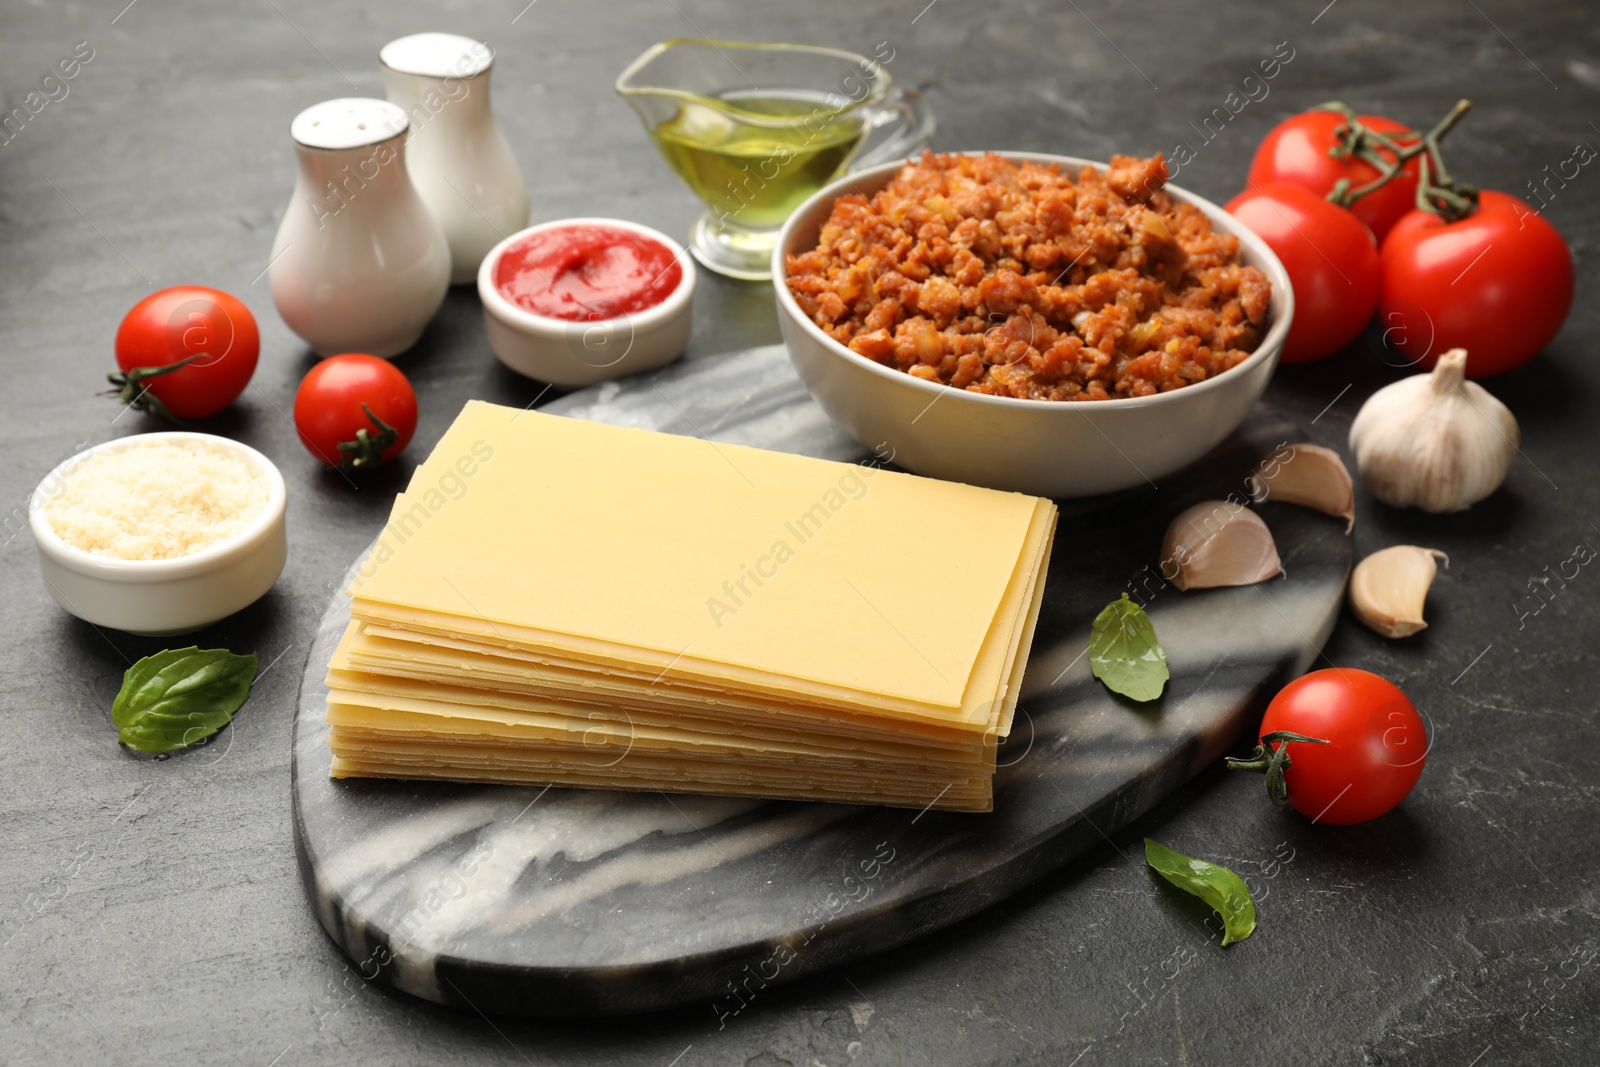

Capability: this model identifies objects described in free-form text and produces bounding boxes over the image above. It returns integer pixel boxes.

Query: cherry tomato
[1226,184,1380,365]
[1247,110,1421,242]
[1257,668,1427,825]
[293,354,418,470]
[113,286,260,420]
[1377,191,1573,378]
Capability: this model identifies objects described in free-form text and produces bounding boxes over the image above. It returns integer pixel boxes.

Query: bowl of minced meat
[774,151,1293,498]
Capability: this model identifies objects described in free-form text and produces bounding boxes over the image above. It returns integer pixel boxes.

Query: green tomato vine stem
[336,403,398,472]
[1225,729,1330,807]
[102,350,209,425]
[1316,98,1478,224]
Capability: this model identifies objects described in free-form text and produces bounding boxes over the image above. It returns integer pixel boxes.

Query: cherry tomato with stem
[293,354,418,471]
[1377,190,1573,378]
[1226,183,1381,365]
[110,286,260,421]
[1247,109,1421,242]
[1227,668,1428,825]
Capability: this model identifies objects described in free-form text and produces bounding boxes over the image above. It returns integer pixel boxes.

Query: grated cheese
[43,439,269,560]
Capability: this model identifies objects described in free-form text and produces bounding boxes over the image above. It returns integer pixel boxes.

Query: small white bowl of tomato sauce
[478,217,695,388]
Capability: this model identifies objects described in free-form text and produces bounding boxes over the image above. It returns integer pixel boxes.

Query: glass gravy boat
[616,39,934,280]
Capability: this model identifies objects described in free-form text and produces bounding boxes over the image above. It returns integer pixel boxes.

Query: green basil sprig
[1090,594,1169,702]
[111,647,259,753]
[1144,838,1257,947]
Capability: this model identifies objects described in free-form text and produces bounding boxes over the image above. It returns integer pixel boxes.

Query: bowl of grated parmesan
[29,433,287,635]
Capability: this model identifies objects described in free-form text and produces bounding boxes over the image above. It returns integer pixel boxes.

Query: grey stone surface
[1,0,1596,1063]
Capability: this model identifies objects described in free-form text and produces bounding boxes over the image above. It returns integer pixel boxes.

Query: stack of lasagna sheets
[326,401,1057,812]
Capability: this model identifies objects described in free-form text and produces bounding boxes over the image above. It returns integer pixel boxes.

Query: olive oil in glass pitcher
[616,40,934,280]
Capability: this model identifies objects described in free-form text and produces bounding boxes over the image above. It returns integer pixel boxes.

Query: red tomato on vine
[1378,190,1573,377]
[1228,668,1428,825]
[109,286,260,421]
[293,354,418,470]
[1247,109,1421,241]
[1226,184,1381,365]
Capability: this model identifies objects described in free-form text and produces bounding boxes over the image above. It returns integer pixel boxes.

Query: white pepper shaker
[381,33,530,284]
[269,98,450,357]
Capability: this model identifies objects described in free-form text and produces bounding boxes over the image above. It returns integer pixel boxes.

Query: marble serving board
[291,344,1351,1019]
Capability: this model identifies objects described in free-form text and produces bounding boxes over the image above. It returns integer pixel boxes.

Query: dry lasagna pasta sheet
[326,400,1057,812]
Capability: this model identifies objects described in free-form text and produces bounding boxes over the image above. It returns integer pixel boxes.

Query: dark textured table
[2,2,1595,1064]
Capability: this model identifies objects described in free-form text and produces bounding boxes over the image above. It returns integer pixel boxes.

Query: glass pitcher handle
[850,87,936,172]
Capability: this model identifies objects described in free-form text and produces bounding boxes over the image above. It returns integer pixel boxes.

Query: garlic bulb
[1348,348,1519,512]
[1249,443,1355,530]
[1160,501,1282,591]
[1349,545,1448,638]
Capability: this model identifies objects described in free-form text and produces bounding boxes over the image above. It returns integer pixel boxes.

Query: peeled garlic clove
[1348,348,1519,513]
[1161,501,1283,591]
[1349,545,1448,638]
[1249,443,1355,531]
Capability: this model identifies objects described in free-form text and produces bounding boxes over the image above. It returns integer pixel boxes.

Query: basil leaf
[1144,838,1257,947]
[110,647,259,753]
[1089,594,1169,702]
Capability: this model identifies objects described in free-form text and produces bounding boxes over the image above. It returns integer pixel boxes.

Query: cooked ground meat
[785,152,1272,401]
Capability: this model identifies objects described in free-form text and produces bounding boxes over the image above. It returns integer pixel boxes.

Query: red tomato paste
[495,224,682,321]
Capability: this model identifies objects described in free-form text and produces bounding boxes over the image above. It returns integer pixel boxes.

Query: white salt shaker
[381,33,530,284]
[269,98,450,358]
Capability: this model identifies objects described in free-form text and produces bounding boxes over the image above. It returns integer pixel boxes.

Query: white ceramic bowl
[773,153,1294,498]
[29,433,288,636]
[478,217,696,389]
